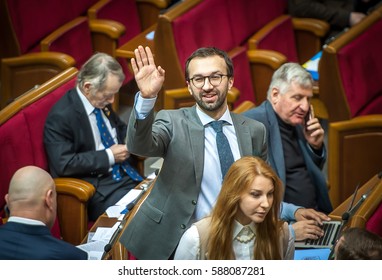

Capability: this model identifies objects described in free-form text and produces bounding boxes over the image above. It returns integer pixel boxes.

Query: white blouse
[174,220,295,260]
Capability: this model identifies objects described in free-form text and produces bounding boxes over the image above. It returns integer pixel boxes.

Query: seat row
[0,0,172,109]
[117,0,328,109]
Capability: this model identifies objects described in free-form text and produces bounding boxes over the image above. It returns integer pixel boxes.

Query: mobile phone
[305,105,314,130]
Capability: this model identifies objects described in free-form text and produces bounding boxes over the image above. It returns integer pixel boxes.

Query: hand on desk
[293,208,331,241]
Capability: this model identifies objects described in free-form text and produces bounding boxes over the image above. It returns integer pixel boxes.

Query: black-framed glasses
[188,74,229,89]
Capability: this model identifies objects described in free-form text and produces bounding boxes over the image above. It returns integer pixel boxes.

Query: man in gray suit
[120,47,327,259]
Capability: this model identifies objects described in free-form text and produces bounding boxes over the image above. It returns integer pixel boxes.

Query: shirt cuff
[134,92,156,119]
[106,148,115,166]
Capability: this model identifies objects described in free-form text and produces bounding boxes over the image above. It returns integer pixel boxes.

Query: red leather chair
[319,8,382,122]
[0,68,95,245]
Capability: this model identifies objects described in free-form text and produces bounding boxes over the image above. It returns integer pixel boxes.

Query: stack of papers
[77,222,121,260]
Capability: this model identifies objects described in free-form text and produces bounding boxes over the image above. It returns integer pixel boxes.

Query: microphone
[102,221,125,259]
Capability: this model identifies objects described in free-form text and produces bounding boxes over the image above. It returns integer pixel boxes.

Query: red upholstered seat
[41,17,94,68]
[337,19,382,118]
[251,15,299,63]
[0,68,85,241]
[157,0,256,107]
[88,0,143,85]
[0,73,75,232]
[225,0,286,46]
[366,202,382,237]
[0,0,98,58]
[319,8,382,122]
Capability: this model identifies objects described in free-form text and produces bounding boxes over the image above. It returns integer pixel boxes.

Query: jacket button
[180,224,186,229]
[191,200,197,205]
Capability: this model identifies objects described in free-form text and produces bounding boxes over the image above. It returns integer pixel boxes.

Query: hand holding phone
[305,105,314,130]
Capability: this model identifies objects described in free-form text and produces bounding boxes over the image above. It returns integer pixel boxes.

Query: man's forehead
[188,55,226,75]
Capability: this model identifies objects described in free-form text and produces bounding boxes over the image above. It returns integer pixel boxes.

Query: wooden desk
[329,174,381,221]
[83,178,155,260]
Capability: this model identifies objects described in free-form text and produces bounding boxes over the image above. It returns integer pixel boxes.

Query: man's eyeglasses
[188,74,229,89]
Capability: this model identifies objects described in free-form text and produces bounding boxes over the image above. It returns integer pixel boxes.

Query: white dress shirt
[76,87,116,167]
[133,92,241,221]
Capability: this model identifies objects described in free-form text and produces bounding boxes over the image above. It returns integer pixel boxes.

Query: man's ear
[228,77,234,90]
[186,81,193,96]
[45,190,54,211]
[4,194,9,205]
[83,82,92,95]
[270,87,280,105]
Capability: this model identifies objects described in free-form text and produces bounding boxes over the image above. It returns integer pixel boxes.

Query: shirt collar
[8,216,46,226]
[76,86,96,116]
[233,220,256,240]
[196,106,233,127]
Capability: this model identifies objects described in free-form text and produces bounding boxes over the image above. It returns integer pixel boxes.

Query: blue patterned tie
[93,108,143,182]
[210,120,235,178]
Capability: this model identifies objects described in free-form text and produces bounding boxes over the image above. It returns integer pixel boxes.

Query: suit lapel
[70,90,97,150]
[231,113,252,156]
[185,107,205,187]
[265,101,286,183]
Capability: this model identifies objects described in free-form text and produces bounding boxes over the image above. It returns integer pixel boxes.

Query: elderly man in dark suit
[44,53,142,221]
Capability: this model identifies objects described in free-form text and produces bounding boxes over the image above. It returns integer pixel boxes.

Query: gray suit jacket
[119,106,267,259]
[243,101,333,214]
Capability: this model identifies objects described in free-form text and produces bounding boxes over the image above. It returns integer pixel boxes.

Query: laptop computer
[295,183,363,249]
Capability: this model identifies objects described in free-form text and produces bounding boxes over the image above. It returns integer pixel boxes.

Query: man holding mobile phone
[243,63,332,240]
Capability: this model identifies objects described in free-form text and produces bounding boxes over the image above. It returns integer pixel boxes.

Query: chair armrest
[55,177,96,245]
[292,18,330,38]
[136,0,171,29]
[232,100,256,114]
[89,19,126,40]
[292,18,329,63]
[0,52,75,109]
[247,49,287,105]
[89,19,126,55]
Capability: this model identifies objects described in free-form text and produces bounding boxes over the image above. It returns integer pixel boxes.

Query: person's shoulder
[52,237,88,259]
[232,112,266,129]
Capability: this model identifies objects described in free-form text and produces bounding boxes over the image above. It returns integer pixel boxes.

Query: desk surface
[84,178,155,260]
[329,174,381,221]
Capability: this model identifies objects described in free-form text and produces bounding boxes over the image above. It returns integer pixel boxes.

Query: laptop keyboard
[304,222,341,246]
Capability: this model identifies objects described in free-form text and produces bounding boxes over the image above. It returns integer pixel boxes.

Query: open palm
[131,46,165,98]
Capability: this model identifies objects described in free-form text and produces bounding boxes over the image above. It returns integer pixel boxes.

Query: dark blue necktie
[210,120,235,178]
[93,108,143,182]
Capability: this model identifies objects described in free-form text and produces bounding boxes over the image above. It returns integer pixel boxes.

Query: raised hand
[131,45,165,99]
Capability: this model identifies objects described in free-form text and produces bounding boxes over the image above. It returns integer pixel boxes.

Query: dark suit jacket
[0,222,87,260]
[119,106,267,259]
[44,88,132,198]
[243,100,333,213]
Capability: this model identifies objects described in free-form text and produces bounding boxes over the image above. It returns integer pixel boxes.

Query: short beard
[192,87,227,112]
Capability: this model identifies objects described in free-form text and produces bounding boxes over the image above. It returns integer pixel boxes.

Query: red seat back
[0,72,76,234]
[225,0,287,46]
[44,17,94,68]
[337,19,382,118]
[165,0,256,105]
